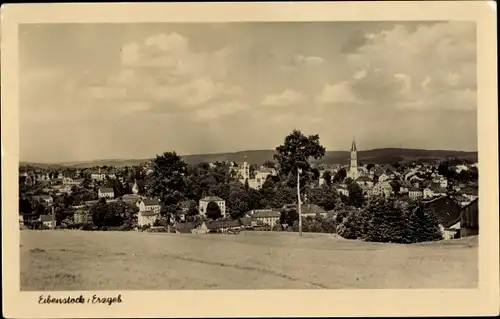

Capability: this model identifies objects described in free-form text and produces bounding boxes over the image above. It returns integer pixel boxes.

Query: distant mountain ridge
[20,148,478,168]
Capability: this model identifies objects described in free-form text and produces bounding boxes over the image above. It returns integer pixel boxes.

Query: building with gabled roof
[98,188,114,199]
[138,199,161,213]
[408,187,423,200]
[423,196,461,229]
[199,196,226,218]
[300,204,327,218]
[249,209,281,228]
[460,198,478,237]
[39,214,56,228]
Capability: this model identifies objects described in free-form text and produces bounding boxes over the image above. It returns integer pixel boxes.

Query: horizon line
[20,146,479,165]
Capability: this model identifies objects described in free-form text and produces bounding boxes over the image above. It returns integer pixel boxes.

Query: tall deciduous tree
[308,184,339,211]
[332,168,347,183]
[228,183,251,219]
[147,152,187,204]
[346,180,365,208]
[322,171,332,186]
[274,130,326,187]
[147,152,188,224]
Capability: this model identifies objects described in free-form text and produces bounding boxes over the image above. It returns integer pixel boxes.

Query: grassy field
[20,230,478,290]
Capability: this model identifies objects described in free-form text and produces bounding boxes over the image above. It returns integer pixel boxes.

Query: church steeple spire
[349,138,358,180]
[351,139,357,152]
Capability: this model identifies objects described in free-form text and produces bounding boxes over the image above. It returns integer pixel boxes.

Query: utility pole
[297,168,303,237]
[51,205,55,230]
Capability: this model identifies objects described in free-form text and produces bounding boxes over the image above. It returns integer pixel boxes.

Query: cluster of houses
[311,140,479,208]
[69,182,162,227]
[19,140,479,239]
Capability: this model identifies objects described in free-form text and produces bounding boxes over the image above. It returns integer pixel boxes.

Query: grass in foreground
[20,230,478,290]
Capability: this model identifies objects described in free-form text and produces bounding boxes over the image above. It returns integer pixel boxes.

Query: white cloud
[316,81,362,105]
[98,32,241,113]
[293,54,325,66]
[330,21,476,111]
[353,69,367,80]
[261,89,307,106]
[194,100,248,122]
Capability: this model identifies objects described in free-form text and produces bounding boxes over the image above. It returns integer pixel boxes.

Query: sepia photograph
[2,1,498,318]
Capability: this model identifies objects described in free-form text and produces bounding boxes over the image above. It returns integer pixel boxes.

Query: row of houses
[175,218,253,234]
[72,196,162,227]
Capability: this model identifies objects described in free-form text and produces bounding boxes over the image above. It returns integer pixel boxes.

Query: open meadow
[20,230,478,290]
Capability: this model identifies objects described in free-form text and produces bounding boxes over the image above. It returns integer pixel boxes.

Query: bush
[336,213,360,239]
[118,224,133,231]
[81,223,94,231]
[289,216,337,234]
[271,224,283,231]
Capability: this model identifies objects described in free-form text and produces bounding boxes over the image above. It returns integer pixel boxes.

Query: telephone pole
[51,205,55,230]
[297,168,303,237]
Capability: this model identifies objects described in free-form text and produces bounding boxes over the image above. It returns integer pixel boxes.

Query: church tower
[349,139,358,180]
[240,156,250,181]
[132,180,139,195]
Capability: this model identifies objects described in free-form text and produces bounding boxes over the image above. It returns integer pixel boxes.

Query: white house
[39,215,56,229]
[138,199,161,214]
[74,209,91,224]
[98,187,115,199]
[91,170,117,181]
[371,181,394,197]
[199,196,226,218]
[137,199,161,227]
[336,185,349,197]
[249,209,281,228]
[63,177,83,186]
[138,211,160,227]
[409,187,423,200]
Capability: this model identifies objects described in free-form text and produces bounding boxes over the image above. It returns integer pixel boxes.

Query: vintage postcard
[1,1,498,318]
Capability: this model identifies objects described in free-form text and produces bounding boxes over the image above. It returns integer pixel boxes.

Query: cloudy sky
[19,21,477,163]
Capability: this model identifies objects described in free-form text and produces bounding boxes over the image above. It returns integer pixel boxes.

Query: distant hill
[316,148,478,165]
[20,148,478,169]
[19,162,66,169]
